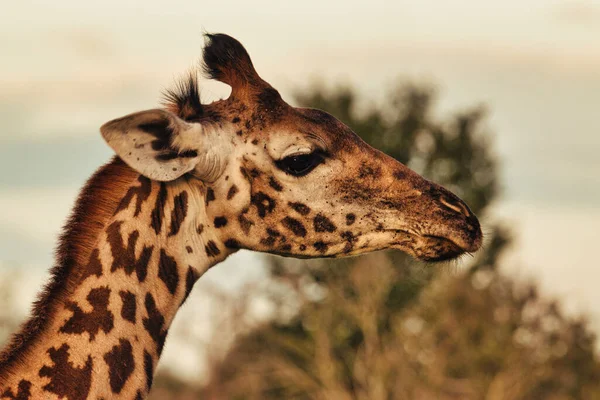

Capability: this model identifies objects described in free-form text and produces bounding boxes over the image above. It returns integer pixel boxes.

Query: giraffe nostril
[439,195,471,218]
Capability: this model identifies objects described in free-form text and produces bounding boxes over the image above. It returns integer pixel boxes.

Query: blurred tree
[206,258,600,400]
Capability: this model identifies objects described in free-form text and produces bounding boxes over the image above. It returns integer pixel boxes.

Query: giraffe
[0,33,482,399]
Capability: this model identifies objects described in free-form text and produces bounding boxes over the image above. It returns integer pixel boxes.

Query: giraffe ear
[100,109,205,181]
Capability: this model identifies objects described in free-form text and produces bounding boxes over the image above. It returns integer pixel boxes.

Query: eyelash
[275,151,326,177]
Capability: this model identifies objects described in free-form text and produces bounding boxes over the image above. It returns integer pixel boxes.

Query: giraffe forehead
[207,94,360,152]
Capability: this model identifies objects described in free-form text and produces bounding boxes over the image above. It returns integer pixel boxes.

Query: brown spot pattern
[107,221,154,282]
[279,243,292,252]
[314,241,329,253]
[39,344,92,400]
[103,339,135,394]
[59,287,114,341]
[240,167,261,182]
[227,185,239,200]
[143,294,167,355]
[119,291,136,323]
[158,249,179,295]
[289,202,311,216]
[341,231,358,253]
[251,192,276,218]
[79,248,103,282]
[238,210,254,234]
[314,214,337,233]
[214,216,228,228]
[1,380,31,400]
[168,191,188,236]
[260,228,281,247]
[205,241,221,257]
[224,238,241,249]
[205,188,215,205]
[281,217,307,237]
[143,351,154,391]
[268,176,283,192]
[345,213,356,225]
[150,183,168,235]
[115,176,152,217]
[182,267,197,304]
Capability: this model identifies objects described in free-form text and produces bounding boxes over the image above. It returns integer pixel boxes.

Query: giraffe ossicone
[0,33,482,399]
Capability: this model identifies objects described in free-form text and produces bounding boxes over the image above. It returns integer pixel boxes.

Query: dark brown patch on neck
[115,175,152,217]
[106,221,154,282]
[119,291,137,323]
[150,182,168,234]
[59,286,114,341]
[1,379,31,400]
[181,267,198,305]
[214,216,228,228]
[103,339,135,394]
[142,294,167,355]
[143,351,154,391]
[168,191,189,236]
[0,158,138,380]
[158,249,180,295]
[205,241,221,257]
[205,187,216,205]
[39,344,93,400]
[79,248,103,282]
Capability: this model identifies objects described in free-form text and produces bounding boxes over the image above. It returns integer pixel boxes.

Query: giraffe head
[101,33,482,262]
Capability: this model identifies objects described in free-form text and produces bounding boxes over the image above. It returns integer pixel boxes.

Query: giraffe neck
[0,158,229,400]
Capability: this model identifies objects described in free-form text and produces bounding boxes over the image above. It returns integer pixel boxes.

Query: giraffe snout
[426,186,483,253]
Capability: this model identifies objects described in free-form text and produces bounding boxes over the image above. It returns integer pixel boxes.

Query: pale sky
[1,0,599,379]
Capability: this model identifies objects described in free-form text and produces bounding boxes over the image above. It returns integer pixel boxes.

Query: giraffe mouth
[388,230,471,262]
[419,235,467,262]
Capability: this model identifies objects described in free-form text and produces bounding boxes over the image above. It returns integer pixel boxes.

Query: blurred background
[1,1,599,398]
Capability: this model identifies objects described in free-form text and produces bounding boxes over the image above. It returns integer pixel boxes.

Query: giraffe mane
[161,70,204,122]
[0,157,139,380]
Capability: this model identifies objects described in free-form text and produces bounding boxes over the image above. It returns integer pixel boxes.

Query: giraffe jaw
[389,231,478,262]
[256,228,478,262]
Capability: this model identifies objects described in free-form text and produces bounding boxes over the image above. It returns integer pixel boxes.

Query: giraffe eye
[276,152,324,177]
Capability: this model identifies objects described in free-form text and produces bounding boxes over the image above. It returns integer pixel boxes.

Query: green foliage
[207,260,600,400]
